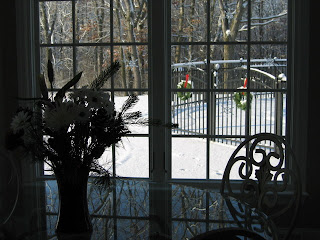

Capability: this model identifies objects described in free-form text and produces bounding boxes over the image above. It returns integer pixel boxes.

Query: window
[34,0,290,182]
[37,0,150,178]
[12,0,310,237]
[169,0,288,180]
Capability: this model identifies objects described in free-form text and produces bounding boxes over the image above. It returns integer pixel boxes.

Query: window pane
[114,92,149,134]
[250,92,286,136]
[171,45,207,89]
[211,45,248,89]
[117,219,149,239]
[40,47,73,89]
[250,44,287,90]
[46,180,59,213]
[171,92,207,135]
[116,180,149,216]
[76,46,112,88]
[209,138,246,179]
[91,218,114,240]
[214,92,247,136]
[114,45,148,89]
[113,0,148,43]
[96,147,113,175]
[46,215,58,237]
[115,137,149,178]
[210,0,248,42]
[213,91,286,137]
[251,0,288,42]
[172,185,207,219]
[172,221,206,239]
[89,183,114,215]
[171,0,207,42]
[172,138,207,179]
[210,138,285,180]
[76,0,111,43]
[39,1,73,44]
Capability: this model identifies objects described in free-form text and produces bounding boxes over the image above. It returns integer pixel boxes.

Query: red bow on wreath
[242,78,248,95]
[184,74,189,88]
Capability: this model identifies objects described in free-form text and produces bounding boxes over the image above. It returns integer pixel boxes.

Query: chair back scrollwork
[220,133,301,240]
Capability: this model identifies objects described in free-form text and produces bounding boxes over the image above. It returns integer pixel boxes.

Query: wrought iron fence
[171,59,287,146]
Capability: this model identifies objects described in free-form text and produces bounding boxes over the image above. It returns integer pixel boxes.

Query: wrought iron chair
[220,133,301,240]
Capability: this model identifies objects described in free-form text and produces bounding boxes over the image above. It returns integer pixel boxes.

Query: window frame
[34,0,151,178]
[15,0,309,187]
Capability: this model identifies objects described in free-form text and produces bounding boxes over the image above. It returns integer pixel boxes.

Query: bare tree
[116,0,148,91]
[115,2,129,92]
[218,0,245,87]
[39,2,73,88]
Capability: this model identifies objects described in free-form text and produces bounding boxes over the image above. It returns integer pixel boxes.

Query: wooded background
[39,0,287,92]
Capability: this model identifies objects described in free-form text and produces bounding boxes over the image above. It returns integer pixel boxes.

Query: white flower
[44,102,76,130]
[87,91,111,109]
[70,89,113,110]
[10,111,31,134]
[73,104,91,123]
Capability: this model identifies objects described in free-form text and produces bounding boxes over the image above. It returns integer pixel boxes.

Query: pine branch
[90,161,112,188]
[122,111,142,121]
[90,61,121,90]
[118,94,139,116]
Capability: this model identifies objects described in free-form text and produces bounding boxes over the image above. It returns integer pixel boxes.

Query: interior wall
[0,0,319,237]
[301,0,320,229]
[0,1,18,148]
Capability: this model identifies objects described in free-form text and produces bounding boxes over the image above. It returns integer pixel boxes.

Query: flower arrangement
[6,61,151,186]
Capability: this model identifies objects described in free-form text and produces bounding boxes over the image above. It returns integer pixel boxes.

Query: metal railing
[171,58,287,146]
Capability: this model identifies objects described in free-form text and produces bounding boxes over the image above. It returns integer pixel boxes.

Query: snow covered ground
[108,94,281,179]
[45,94,283,180]
[99,134,245,179]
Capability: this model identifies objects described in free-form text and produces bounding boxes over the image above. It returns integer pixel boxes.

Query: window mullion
[150,0,169,182]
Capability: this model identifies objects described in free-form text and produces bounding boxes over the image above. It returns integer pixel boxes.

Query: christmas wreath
[177,74,192,101]
[233,78,252,110]
[233,90,253,110]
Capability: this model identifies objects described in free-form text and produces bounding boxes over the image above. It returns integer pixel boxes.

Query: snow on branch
[239,10,287,32]
[240,10,287,23]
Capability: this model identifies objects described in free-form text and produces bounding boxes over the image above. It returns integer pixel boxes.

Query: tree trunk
[187,0,196,62]
[218,0,244,88]
[39,2,56,86]
[124,0,142,91]
[115,1,128,92]
[223,45,235,88]
[174,0,185,64]
[95,0,105,74]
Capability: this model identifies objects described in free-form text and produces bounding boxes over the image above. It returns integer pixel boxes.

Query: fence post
[275,76,283,136]
[209,70,217,141]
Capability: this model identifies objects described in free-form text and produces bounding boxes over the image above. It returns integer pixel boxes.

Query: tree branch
[241,10,287,22]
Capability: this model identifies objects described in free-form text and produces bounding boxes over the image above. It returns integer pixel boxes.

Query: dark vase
[55,166,93,238]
